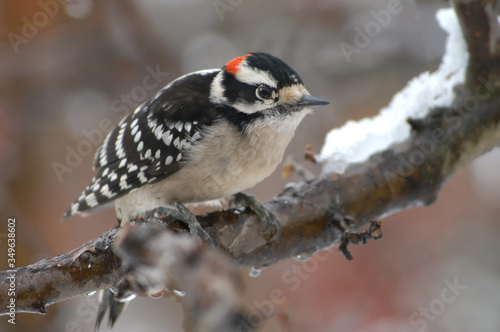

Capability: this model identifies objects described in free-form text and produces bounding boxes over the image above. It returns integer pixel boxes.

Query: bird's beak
[296,94,330,107]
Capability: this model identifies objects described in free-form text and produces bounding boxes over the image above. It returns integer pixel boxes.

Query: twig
[283,156,316,181]
[338,220,383,261]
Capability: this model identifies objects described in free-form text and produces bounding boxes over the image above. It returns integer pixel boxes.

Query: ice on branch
[319,8,468,174]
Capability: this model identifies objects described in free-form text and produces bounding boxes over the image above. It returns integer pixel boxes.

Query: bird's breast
[163,111,308,202]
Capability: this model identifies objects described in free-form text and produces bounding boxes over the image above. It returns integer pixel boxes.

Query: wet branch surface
[1,0,500,329]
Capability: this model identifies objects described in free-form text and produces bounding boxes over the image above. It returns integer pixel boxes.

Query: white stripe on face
[235,62,278,88]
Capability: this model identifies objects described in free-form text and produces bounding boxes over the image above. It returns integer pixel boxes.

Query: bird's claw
[150,205,215,249]
[231,192,282,240]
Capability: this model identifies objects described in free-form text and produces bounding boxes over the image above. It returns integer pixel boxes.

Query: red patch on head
[224,54,252,74]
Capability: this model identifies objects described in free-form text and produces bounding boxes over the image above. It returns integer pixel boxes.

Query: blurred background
[1,0,500,331]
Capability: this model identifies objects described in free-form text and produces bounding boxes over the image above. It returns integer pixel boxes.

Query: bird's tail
[95,289,127,331]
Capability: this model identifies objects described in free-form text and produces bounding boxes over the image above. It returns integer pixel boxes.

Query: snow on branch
[319,8,469,174]
[1,2,500,330]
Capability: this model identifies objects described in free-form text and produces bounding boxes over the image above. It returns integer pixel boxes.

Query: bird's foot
[151,204,215,248]
[231,192,281,240]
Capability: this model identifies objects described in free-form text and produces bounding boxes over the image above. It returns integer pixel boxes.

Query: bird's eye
[256,85,275,100]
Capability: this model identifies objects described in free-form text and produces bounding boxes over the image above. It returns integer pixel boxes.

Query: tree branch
[0,228,123,314]
[453,0,500,85]
[1,1,500,326]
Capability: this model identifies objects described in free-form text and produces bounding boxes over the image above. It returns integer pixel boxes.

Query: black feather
[65,70,221,217]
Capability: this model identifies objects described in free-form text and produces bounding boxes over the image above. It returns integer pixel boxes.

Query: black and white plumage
[64,69,218,219]
[64,52,329,223]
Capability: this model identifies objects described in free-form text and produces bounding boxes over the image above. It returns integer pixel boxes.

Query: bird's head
[210,52,329,115]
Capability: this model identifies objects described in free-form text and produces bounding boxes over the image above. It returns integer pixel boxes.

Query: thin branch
[453,0,500,85]
[1,0,500,322]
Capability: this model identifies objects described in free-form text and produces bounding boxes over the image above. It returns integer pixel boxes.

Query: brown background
[1,1,499,331]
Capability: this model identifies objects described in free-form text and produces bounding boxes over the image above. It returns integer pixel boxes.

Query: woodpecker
[65,52,328,224]
[64,52,329,328]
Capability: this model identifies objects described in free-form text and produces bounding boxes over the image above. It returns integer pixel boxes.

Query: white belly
[115,111,309,222]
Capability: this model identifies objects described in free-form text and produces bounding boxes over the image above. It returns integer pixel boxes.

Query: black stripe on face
[222,71,260,106]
